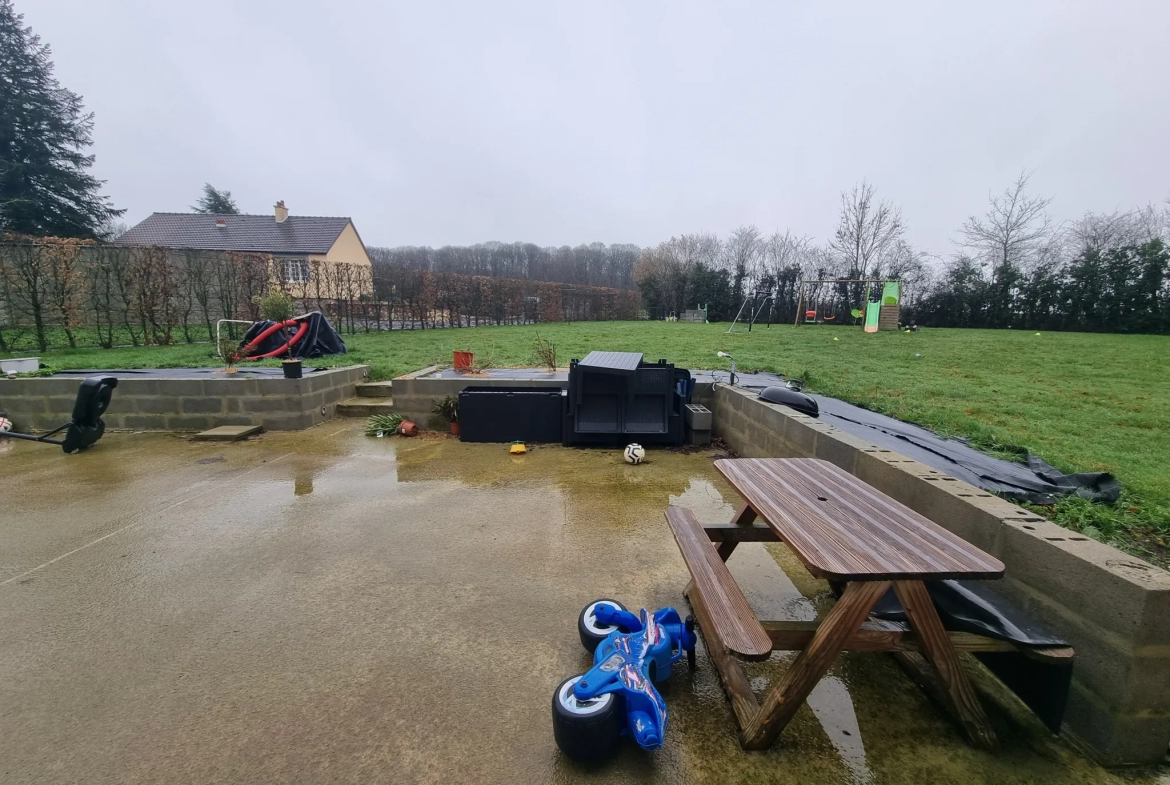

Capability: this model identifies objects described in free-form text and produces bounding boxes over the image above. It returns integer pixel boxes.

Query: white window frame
[282,258,311,284]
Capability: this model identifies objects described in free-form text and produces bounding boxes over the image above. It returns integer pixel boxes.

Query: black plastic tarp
[871,580,1066,646]
[242,311,347,360]
[811,394,1120,506]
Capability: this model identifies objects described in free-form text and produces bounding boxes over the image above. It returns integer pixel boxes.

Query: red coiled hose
[242,318,309,360]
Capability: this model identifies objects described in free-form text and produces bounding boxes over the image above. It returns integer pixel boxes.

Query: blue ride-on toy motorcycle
[552,599,697,761]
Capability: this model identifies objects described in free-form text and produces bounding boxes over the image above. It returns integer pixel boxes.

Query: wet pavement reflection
[1,424,1165,785]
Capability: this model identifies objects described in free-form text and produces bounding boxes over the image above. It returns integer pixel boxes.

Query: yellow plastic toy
[510,441,527,454]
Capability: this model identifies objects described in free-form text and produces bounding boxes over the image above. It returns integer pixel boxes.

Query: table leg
[893,580,997,750]
[717,503,758,562]
[740,580,890,750]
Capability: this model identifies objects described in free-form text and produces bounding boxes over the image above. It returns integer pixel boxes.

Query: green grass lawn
[6,322,1168,565]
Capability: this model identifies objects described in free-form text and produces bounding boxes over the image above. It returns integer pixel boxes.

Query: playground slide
[864,301,880,333]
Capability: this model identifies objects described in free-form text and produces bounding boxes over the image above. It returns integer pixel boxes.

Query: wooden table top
[715,458,1005,581]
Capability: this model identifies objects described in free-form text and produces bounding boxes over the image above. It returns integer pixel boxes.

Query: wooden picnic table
[666,457,1007,750]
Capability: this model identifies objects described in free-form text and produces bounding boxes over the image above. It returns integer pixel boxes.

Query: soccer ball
[624,443,645,464]
[0,417,11,433]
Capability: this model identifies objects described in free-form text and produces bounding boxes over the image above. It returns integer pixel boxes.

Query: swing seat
[822,315,837,322]
[805,310,817,320]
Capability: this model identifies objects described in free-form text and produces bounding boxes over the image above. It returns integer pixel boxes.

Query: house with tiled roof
[116,201,372,292]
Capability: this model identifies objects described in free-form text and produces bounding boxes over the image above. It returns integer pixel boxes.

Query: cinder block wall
[0,366,369,432]
[708,383,1170,766]
[392,367,567,429]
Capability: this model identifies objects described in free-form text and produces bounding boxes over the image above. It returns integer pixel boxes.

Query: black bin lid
[578,351,643,375]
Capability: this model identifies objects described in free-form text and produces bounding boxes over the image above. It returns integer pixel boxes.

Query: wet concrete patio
[0,424,1164,784]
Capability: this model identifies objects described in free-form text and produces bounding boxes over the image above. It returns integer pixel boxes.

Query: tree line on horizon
[370,174,1170,334]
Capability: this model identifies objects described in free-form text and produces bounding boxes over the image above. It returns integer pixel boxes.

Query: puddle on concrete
[1,425,1165,785]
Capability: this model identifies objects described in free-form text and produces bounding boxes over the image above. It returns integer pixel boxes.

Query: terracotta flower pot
[398,420,418,437]
[450,422,460,436]
[453,351,474,371]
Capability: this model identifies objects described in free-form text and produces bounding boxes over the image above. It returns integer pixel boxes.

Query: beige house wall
[300,223,373,296]
[309,223,372,268]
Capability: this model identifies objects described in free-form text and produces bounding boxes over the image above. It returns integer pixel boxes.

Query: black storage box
[562,352,685,447]
[458,386,564,443]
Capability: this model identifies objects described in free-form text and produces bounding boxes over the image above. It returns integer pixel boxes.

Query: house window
[283,258,310,283]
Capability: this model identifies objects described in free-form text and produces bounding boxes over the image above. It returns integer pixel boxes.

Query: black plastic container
[458,386,564,443]
[282,360,303,379]
[562,351,685,447]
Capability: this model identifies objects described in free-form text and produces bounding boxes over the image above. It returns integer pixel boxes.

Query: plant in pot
[253,291,300,378]
[432,395,460,435]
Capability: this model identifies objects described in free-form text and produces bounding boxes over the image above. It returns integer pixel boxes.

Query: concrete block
[906,484,1007,557]
[104,397,134,415]
[181,397,225,414]
[256,378,300,395]
[134,396,178,414]
[684,404,712,430]
[203,379,258,397]
[4,377,78,396]
[117,380,160,396]
[156,380,205,397]
[244,396,301,413]
[30,413,64,431]
[220,414,260,427]
[45,395,79,412]
[781,413,817,455]
[121,415,167,430]
[1065,681,1170,766]
[812,427,871,473]
[1001,518,1170,642]
[9,396,49,414]
[259,413,306,430]
[165,415,214,432]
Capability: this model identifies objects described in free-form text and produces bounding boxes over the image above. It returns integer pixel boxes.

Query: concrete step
[336,397,395,417]
[356,381,394,398]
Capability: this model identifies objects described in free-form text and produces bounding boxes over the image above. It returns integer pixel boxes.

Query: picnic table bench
[666,457,1064,750]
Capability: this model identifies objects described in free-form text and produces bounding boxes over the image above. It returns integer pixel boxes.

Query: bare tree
[958,171,1054,326]
[723,225,763,301]
[959,171,1054,272]
[829,181,905,277]
[1070,205,1166,255]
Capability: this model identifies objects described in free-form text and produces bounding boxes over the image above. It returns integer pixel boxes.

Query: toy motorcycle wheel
[578,598,628,653]
[552,675,623,762]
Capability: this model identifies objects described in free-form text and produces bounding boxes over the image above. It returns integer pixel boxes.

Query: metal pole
[0,432,65,445]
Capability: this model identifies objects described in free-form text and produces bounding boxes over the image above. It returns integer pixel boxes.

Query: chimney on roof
[215,218,227,228]
[274,200,288,223]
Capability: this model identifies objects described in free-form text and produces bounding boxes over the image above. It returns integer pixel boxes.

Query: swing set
[794,279,901,332]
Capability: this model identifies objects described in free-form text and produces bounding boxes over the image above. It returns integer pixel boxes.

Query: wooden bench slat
[665,506,773,660]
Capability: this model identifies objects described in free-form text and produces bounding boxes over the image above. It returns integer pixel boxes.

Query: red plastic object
[453,351,474,371]
[398,420,418,437]
[241,318,309,360]
[248,320,309,359]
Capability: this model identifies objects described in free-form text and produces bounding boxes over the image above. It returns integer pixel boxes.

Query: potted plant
[253,290,301,378]
[432,395,460,435]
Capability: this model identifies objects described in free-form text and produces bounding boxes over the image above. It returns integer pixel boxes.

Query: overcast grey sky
[24,0,1170,253]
